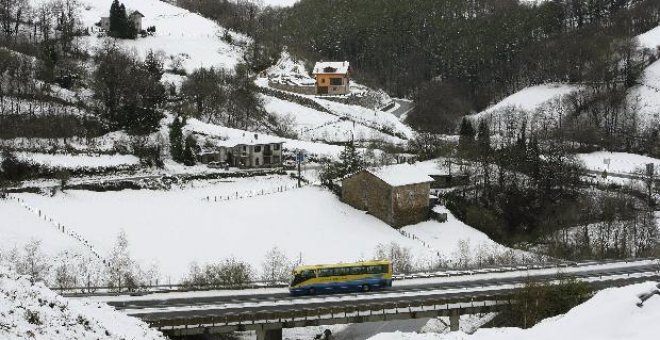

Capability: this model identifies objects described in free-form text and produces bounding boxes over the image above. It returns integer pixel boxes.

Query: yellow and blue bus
[289,259,393,295]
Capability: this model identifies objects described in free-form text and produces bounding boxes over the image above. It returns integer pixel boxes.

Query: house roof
[313,61,350,75]
[130,11,144,18]
[210,133,284,148]
[366,163,434,186]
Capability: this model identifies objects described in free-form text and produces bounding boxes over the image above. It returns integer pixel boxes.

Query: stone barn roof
[366,163,434,187]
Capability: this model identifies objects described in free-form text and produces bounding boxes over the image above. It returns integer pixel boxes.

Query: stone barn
[341,164,434,228]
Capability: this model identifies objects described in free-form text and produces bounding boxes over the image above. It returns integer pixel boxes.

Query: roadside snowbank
[0,266,166,340]
[368,282,660,340]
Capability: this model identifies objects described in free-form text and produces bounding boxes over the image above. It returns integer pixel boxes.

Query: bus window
[318,268,334,277]
[292,270,316,286]
[333,267,349,276]
[350,267,364,275]
[366,265,385,274]
[381,265,389,273]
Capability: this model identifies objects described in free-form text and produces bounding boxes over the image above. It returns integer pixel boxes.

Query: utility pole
[297,149,302,188]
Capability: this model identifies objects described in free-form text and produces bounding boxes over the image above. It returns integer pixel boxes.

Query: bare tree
[261,246,291,285]
[18,239,49,284]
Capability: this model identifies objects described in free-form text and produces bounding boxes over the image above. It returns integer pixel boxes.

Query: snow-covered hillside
[65,0,246,73]
[470,84,578,128]
[368,282,660,340]
[4,176,521,280]
[0,266,166,340]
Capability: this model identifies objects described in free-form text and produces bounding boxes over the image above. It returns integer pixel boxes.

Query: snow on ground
[472,84,577,122]
[625,25,660,127]
[312,97,413,140]
[252,0,300,7]
[263,95,402,143]
[637,25,660,49]
[10,152,140,170]
[402,206,526,267]
[367,282,660,340]
[627,58,660,127]
[72,0,246,73]
[0,199,92,258]
[577,151,660,174]
[10,177,513,281]
[0,265,167,340]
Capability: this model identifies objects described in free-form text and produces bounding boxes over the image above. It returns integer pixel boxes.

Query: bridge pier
[449,310,460,332]
[256,327,282,340]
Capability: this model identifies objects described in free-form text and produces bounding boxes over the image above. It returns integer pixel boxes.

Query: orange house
[312,61,351,95]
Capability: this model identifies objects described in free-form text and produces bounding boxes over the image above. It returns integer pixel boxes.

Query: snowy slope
[627,59,660,126]
[368,282,660,340]
[263,95,407,143]
[471,84,577,121]
[68,0,245,73]
[637,26,660,49]
[402,206,526,268]
[0,266,167,340]
[625,25,660,127]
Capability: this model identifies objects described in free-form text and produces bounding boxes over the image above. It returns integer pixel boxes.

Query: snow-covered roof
[130,11,145,18]
[366,163,434,186]
[208,133,284,148]
[313,61,350,75]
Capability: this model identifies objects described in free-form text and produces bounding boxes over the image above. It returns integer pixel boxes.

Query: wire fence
[2,194,104,262]
[202,183,308,202]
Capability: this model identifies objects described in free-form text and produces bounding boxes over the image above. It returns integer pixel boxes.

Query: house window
[330,78,343,86]
[254,146,262,152]
[255,158,260,166]
[320,78,326,84]
[273,144,280,150]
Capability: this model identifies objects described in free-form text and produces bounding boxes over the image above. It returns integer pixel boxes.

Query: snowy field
[368,282,660,340]
[577,151,660,174]
[0,199,94,258]
[5,176,515,281]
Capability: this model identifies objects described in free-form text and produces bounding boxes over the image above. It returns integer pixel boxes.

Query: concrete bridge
[95,259,660,340]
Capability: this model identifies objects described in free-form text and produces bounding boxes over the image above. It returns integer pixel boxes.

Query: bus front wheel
[361,284,370,292]
[308,288,316,295]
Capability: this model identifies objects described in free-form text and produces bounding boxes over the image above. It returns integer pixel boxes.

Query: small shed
[341,164,434,228]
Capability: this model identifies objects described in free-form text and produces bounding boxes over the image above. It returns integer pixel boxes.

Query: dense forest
[179,0,660,133]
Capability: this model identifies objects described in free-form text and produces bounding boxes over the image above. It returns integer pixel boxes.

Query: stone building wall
[342,171,431,228]
[391,182,431,227]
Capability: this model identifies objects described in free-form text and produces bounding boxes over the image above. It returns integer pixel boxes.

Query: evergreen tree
[169,116,184,162]
[108,1,136,39]
[182,134,197,166]
[476,119,491,159]
[458,118,476,158]
[339,140,365,176]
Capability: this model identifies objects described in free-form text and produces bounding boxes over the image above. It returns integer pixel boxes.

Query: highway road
[98,260,659,322]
